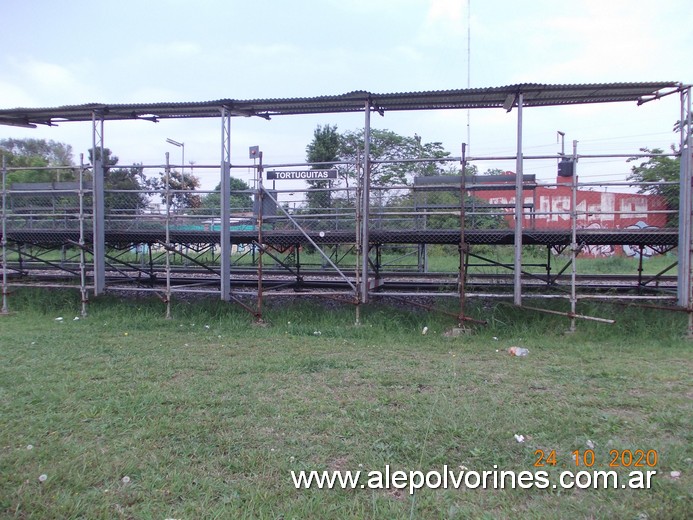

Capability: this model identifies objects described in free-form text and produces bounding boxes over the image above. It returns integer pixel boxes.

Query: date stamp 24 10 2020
[534,449,658,469]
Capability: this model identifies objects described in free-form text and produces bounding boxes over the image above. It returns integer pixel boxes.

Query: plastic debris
[121,476,131,484]
[492,336,498,341]
[514,434,525,443]
[73,317,80,321]
[54,317,63,322]
[508,346,529,357]
[26,444,33,450]
[586,439,595,449]
[422,326,429,335]
[670,471,681,479]
[38,474,48,483]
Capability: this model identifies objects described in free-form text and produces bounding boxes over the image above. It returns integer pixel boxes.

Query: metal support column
[360,101,372,304]
[256,151,264,322]
[91,112,106,295]
[164,153,172,319]
[1,155,8,314]
[569,140,579,333]
[78,154,88,317]
[677,87,693,335]
[220,107,232,301]
[458,143,468,326]
[513,92,524,305]
[354,149,362,325]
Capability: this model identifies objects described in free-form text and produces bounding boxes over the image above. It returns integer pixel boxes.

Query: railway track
[4,265,677,295]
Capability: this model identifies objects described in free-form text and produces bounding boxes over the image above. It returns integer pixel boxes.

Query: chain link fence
[0,152,685,300]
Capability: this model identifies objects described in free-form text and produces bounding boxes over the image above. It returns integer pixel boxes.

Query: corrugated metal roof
[0,82,683,128]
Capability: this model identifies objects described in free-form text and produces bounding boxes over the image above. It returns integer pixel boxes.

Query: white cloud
[4,58,96,106]
[21,61,74,89]
[503,0,685,84]
[0,80,36,108]
[418,0,468,47]
[140,41,203,60]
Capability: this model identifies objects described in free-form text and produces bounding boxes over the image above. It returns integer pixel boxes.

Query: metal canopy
[0,82,683,128]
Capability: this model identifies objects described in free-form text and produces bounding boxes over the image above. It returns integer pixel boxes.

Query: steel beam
[78,154,88,317]
[91,112,106,295]
[678,87,692,308]
[360,100,372,303]
[513,92,524,305]
[220,107,231,301]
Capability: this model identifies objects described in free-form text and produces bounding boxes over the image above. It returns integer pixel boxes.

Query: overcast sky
[1,0,691,190]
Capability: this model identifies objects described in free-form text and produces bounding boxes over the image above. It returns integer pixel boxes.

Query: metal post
[513,92,524,305]
[354,149,362,325]
[360,101,372,304]
[256,151,264,322]
[165,152,172,319]
[681,87,693,339]
[676,86,693,336]
[78,154,88,317]
[91,112,106,295]
[678,88,692,303]
[1,155,8,314]
[459,143,467,326]
[569,140,579,333]
[220,108,232,301]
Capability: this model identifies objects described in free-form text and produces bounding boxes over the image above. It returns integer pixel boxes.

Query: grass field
[0,291,691,519]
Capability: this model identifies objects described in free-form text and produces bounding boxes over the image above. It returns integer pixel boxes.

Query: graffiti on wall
[622,221,660,258]
[472,185,667,258]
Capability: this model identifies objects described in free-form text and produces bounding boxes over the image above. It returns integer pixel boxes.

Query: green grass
[0,291,691,519]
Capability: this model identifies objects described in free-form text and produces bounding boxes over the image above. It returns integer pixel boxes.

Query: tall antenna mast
[466,0,472,153]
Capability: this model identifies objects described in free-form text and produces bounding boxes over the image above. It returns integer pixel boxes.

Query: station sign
[266,169,338,181]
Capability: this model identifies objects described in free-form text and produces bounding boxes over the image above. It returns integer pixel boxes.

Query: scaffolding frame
[0,83,691,331]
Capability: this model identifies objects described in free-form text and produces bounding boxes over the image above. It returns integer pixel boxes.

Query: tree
[199,178,253,213]
[305,124,340,211]
[409,165,507,230]
[0,138,75,184]
[88,147,119,170]
[338,128,450,190]
[153,169,201,211]
[627,146,681,227]
[88,148,150,214]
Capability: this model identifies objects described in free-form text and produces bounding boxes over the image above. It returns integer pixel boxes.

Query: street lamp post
[165,138,185,175]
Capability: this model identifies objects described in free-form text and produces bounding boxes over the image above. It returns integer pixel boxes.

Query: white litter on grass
[514,434,525,443]
[73,317,80,321]
[121,476,131,484]
[313,331,321,336]
[586,439,595,449]
[422,326,429,335]
[54,317,63,321]
[670,471,681,479]
[38,474,47,482]
[26,444,33,450]
[205,325,210,329]
[492,337,498,341]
